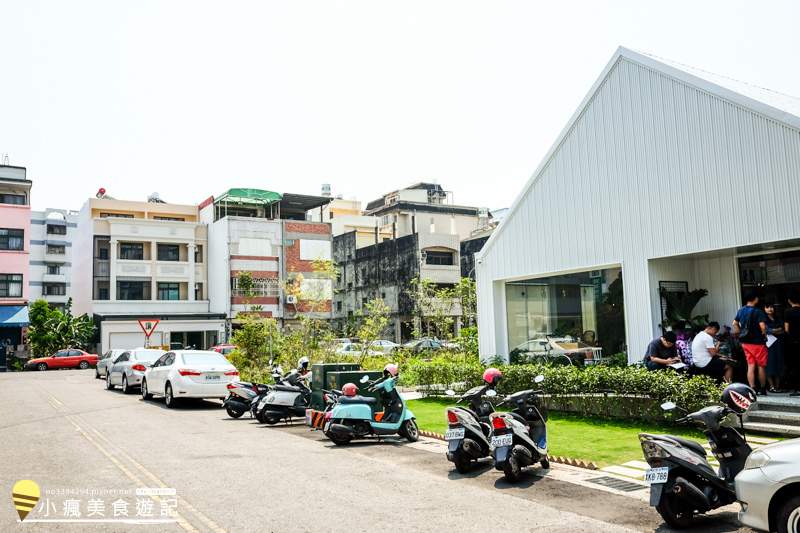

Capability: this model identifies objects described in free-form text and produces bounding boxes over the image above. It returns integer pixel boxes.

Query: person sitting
[691,322,734,383]
[643,331,682,371]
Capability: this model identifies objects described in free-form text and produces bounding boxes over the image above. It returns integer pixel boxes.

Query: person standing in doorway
[783,290,800,397]
[733,291,769,395]
[764,303,785,393]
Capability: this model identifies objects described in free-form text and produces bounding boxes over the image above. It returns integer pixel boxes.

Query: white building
[476,47,800,364]
[72,196,225,351]
[29,208,78,312]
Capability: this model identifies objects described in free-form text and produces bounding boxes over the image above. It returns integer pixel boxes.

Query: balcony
[156,261,191,280]
[44,251,68,263]
[91,300,210,315]
[116,260,151,277]
[42,273,66,283]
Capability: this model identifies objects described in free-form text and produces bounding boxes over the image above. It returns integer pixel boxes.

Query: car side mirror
[486,390,497,397]
[445,389,456,396]
[661,402,676,410]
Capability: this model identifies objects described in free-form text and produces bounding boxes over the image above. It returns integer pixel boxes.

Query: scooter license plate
[644,467,669,484]
[445,428,465,440]
[491,434,513,447]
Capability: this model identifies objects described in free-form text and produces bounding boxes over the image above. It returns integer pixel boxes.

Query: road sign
[138,320,159,338]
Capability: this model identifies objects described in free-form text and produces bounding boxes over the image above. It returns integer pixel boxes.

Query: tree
[236,270,263,311]
[229,314,279,382]
[355,298,390,365]
[27,298,97,356]
[408,277,457,339]
[28,300,60,357]
[454,277,477,328]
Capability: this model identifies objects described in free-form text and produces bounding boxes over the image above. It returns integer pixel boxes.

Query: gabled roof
[477,46,800,259]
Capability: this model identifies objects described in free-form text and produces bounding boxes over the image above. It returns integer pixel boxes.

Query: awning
[215,188,283,207]
[0,306,29,327]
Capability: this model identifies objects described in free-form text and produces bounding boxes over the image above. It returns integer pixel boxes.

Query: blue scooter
[323,373,419,445]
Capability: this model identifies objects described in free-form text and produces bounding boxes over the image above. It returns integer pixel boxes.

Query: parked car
[210,345,238,355]
[106,348,168,394]
[27,349,97,371]
[510,336,595,365]
[332,338,351,346]
[401,339,442,354]
[140,350,240,408]
[735,438,800,533]
[96,348,127,379]
[336,344,381,357]
[368,340,399,354]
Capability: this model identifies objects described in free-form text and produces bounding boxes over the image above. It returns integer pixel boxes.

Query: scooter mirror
[360,375,369,383]
[486,389,497,397]
[661,402,677,411]
[445,390,456,396]
[534,374,545,383]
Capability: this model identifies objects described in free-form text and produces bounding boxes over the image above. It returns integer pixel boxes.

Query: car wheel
[121,375,131,394]
[776,494,800,533]
[452,448,472,474]
[165,383,176,408]
[503,456,523,483]
[78,361,90,370]
[400,419,419,442]
[141,379,153,400]
[37,363,48,371]
[106,372,115,390]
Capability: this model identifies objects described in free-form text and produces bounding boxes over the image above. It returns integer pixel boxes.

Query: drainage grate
[585,476,647,492]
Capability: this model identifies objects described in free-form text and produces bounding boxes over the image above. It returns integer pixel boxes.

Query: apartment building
[200,188,333,339]
[72,194,224,352]
[0,165,32,370]
[29,208,78,312]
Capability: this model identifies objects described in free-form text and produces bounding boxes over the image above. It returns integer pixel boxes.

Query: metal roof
[279,193,332,212]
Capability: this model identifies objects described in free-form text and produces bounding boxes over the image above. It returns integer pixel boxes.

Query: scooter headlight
[744,450,770,470]
[642,441,668,459]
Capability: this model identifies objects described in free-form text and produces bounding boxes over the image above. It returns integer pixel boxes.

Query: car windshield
[181,352,230,365]
[133,350,166,361]
[403,341,418,347]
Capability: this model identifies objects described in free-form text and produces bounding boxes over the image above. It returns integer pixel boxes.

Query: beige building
[73,194,225,352]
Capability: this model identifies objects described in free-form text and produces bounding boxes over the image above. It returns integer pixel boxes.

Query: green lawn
[406,397,714,468]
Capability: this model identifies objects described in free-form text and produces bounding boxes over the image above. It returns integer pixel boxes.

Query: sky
[2,1,799,212]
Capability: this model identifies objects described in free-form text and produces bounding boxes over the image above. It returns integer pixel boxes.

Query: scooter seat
[655,435,707,458]
[273,384,302,393]
[337,395,377,405]
[508,412,527,424]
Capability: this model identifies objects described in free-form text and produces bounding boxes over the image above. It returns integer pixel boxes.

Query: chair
[582,330,596,346]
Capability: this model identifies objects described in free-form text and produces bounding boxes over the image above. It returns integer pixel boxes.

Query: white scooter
[255,368,312,424]
[490,375,549,482]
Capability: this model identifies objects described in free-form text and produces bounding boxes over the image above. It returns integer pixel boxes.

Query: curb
[419,430,597,470]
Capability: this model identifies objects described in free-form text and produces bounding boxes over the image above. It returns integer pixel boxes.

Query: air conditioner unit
[286,295,297,304]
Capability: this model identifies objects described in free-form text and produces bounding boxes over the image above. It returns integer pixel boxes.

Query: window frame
[0,228,24,251]
[157,244,180,262]
[0,273,23,297]
[157,282,180,301]
[119,242,144,261]
[425,251,454,266]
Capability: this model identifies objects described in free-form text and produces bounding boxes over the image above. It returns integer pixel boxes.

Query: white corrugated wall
[477,53,800,363]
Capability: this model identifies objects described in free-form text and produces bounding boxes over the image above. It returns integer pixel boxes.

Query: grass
[406,397,716,468]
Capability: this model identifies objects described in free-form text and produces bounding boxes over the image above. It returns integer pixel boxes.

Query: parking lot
[0,370,755,532]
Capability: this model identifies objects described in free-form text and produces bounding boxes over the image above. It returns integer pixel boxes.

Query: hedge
[401,359,725,420]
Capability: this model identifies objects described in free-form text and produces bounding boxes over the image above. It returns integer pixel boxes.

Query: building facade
[476,47,800,364]
[72,195,225,352]
[29,208,78,312]
[0,165,32,369]
[200,188,333,340]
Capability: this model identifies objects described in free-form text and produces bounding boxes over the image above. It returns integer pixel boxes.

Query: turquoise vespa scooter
[323,363,419,445]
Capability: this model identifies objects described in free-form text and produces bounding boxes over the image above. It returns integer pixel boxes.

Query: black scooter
[639,401,754,529]
[444,385,497,473]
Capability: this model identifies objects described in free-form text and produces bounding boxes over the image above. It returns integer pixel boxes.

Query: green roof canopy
[216,188,282,206]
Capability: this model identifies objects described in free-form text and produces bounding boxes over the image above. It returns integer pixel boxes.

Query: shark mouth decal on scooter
[730,390,752,411]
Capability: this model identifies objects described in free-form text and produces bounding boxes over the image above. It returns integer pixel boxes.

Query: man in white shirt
[691,322,733,382]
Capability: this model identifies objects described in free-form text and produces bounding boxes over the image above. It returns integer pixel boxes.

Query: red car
[27,349,98,371]
[209,345,238,355]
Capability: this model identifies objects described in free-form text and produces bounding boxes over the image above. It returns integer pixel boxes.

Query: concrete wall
[29,209,78,309]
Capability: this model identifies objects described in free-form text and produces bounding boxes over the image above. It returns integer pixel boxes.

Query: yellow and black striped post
[12,480,40,522]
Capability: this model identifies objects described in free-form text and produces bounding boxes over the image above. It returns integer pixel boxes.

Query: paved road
[0,370,755,532]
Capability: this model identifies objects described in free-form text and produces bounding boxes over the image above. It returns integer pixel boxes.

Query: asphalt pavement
[0,370,756,533]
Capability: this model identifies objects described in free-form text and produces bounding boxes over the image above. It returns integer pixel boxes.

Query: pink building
[0,164,32,370]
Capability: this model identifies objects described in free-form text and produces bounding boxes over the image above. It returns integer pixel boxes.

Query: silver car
[735,438,800,532]
[106,349,167,394]
[95,349,127,379]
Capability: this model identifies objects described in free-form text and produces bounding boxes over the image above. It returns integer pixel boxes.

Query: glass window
[506,267,625,363]
[46,225,67,235]
[44,283,66,296]
[46,244,65,255]
[154,216,185,221]
[0,194,25,205]
[157,244,180,261]
[133,350,166,361]
[0,273,23,297]
[425,251,454,266]
[0,228,24,251]
[181,352,230,365]
[46,265,60,275]
[100,213,133,218]
[119,243,143,260]
[118,281,145,300]
[158,283,180,300]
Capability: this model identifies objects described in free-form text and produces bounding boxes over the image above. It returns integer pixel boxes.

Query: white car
[336,343,382,357]
[140,350,240,408]
[735,438,800,533]
[95,348,127,379]
[106,348,167,394]
[368,340,399,354]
